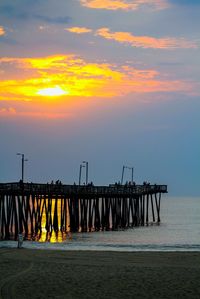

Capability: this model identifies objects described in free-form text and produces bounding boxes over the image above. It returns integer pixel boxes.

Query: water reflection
[39,230,67,243]
[37,198,70,243]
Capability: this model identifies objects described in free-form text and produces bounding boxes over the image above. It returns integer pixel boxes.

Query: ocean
[1,196,200,251]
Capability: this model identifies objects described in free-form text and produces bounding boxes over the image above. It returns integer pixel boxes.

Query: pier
[0,182,167,240]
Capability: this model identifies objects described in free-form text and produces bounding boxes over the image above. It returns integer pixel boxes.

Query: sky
[0,0,200,196]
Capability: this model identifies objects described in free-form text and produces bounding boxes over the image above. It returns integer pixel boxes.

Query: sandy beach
[0,249,200,299]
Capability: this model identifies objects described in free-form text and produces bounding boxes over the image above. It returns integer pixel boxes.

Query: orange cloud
[0,106,70,119]
[66,27,92,34]
[0,26,6,36]
[80,0,170,10]
[96,28,198,49]
[0,54,197,105]
[0,107,16,116]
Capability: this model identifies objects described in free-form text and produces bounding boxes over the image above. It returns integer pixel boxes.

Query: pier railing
[0,182,167,197]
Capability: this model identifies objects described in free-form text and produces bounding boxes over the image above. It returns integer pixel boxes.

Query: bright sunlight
[37,86,68,96]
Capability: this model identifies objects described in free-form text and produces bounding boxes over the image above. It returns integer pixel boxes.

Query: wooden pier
[0,182,167,240]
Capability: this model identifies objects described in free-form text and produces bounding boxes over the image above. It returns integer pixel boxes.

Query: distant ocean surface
[1,196,200,251]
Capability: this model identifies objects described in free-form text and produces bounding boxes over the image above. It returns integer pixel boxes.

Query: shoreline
[1,239,200,252]
[1,249,200,298]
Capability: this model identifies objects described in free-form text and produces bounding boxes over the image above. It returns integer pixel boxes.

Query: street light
[79,164,85,185]
[17,153,28,182]
[131,167,134,184]
[121,165,134,185]
[121,165,125,185]
[82,161,88,185]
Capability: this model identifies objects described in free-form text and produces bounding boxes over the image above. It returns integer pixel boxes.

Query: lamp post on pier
[121,166,125,185]
[82,161,89,185]
[121,165,134,185]
[79,164,85,185]
[17,153,28,182]
[130,167,134,184]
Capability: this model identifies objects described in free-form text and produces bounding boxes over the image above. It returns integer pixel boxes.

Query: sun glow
[0,54,197,108]
[37,86,68,97]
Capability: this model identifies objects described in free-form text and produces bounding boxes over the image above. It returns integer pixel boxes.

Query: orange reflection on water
[38,198,70,243]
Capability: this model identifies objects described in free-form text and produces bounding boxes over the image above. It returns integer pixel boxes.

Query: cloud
[0,26,6,36]
[0,5,71,25]
[34,15,71,24]
[96,28,198,49]
[0,54,198,105]
[38,25,50,31]
[0,106,69,119]
[0,107,16,116]
[65,26,198,50]
[66,27,92,34]
[79,0,170,10]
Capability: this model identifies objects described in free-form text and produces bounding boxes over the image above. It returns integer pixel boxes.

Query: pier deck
[0,182,167,197]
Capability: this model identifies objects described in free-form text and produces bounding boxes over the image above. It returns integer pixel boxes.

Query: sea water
[1,196,200,251]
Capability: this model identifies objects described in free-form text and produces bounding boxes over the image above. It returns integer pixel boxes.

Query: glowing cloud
[0,54,197,105]
[66,27,92,34]
[96,28,198,49]
[0,107,16,116]
[0,26,6,36]
[80,0,170,10]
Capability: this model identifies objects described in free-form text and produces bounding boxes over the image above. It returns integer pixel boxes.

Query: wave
[1,240,200,252]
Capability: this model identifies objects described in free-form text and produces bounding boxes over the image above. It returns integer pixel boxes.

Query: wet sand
[0,249,200,299]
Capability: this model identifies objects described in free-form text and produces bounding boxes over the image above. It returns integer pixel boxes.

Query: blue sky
[0,0,199,195]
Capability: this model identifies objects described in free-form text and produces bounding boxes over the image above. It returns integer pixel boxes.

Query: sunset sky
[0,0,199,195]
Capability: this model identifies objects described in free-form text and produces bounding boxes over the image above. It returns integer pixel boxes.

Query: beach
[0,249,200,299]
